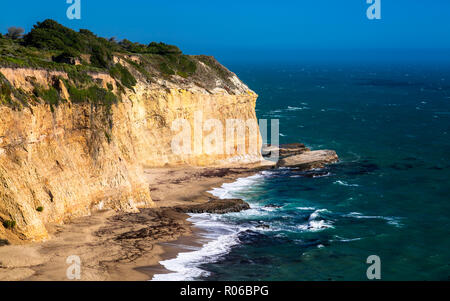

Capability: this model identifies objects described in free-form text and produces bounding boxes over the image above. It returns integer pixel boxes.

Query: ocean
[152,60,450,281]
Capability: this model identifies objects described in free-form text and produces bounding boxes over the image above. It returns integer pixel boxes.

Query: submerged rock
[276,150,338,170]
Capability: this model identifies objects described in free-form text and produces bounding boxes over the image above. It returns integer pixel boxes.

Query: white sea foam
[261,206,278,212]
[287,106,310,111]
[152,214,247,281]
[345,212,403,227]
[290,209,334,232]
[332,235,363,243]
[334,180,359,187]
[297,220,334,232]
[296,207,316,210]
[207,174,263,199]
[153,174,265,281]
[308,209,329,221]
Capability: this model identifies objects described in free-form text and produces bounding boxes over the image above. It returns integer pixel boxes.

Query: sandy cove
[0,163,272,281]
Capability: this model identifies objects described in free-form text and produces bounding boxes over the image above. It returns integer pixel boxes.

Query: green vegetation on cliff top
[0,19,239,111]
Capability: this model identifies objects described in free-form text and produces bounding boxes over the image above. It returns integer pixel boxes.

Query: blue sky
[1,0,449,62]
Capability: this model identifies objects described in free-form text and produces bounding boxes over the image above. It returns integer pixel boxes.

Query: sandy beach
[0,164,272,281]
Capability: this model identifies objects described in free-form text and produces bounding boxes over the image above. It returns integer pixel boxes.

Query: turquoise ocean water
[153,61,450,281]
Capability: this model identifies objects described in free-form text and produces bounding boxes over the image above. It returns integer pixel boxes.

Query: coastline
[0,147,338,281]
[0,164,270,281]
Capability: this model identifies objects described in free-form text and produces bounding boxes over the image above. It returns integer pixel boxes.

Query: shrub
[24,19,83,51]
[2,220,16,229]
[7,27,24,40]
[90,44,112,69]
[67,84,117,108]
[0,81,13,105]
[119,39,148,53]
[79,29,96,36]
[36,206,44,212]
[147,42,181,55]
[23,19,115,69]
[52,49,80,64]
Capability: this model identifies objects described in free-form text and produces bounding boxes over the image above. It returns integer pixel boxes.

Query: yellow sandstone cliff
[0,62,261,243]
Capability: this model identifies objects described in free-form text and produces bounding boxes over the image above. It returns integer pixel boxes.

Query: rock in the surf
[276,150,338,170]
[176,198,250,214]
[262,143,310,158]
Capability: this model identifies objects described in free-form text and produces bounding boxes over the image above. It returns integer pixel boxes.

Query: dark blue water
[154,62,450,281]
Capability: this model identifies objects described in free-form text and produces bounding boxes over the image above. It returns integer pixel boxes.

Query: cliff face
[0,62,261,242]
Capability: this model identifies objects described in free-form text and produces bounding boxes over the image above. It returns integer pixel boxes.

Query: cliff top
[0,19,254,109]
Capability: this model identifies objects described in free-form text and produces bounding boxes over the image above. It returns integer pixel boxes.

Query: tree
[7,27,24,39]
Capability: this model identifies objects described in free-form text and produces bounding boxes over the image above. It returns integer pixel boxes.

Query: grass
[123,58,152,82]
[33,85,61,107]
[0,72,31,109]
[196,55,232,83]
[109,63,137,90]
[0,78,13,105]
[67,84,117,106]
[67,68,94,86]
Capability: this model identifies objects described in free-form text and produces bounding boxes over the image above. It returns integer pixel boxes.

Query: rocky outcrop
[263,143,310,158]
[175,198,250,214]
[276,150,339,170]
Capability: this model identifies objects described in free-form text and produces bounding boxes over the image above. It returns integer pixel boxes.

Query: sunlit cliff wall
[0,61,261,242]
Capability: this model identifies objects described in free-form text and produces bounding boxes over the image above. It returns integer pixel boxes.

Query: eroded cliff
[0,43,261,243]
